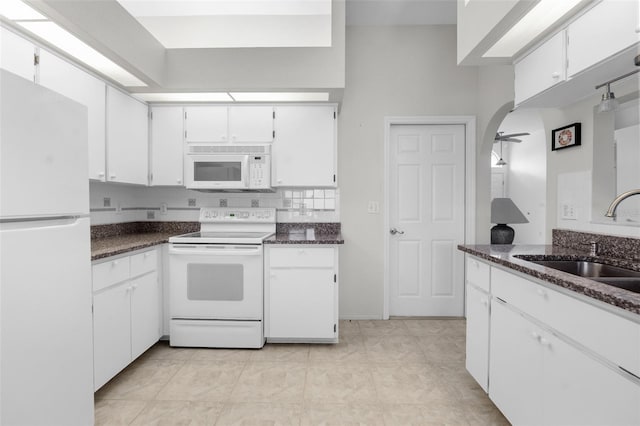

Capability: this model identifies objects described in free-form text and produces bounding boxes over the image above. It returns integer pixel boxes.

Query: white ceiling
[346,0,457,26]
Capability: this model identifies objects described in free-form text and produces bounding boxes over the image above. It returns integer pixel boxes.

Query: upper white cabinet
[184,106,274,143]
[106,86,149,185]
[39,51,107,181]
[0,27,35,82]
[514,31,566,106]
[567,0,640,77]
[272,105,337,187]
[150,106,184,186]
[228,106,274,143]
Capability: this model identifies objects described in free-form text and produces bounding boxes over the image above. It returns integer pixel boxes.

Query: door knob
[390,228,405,235]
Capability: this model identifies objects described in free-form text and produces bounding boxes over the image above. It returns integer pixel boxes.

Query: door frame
[383,116,476,319]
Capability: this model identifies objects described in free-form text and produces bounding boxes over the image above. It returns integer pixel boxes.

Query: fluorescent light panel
[133,92,233,102]
[115,0,332,48]
[0,0,46,20]
[484,0,582,57]
[230,92,329,102]
[17,21,146,87]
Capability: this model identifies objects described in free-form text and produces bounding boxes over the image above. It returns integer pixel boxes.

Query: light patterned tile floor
[95,319,509,425]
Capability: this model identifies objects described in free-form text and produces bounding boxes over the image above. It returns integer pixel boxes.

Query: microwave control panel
[249,155,270,188]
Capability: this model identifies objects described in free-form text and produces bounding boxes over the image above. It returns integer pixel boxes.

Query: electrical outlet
[367,201,380,214]
[160,203,168,215]
[147,211,155,220]
[251,199,259,207]
[116,202,122,215]
[103,197,111,207]
[561,203,577,220]
[219,199,228,207]
[188,198,196,207]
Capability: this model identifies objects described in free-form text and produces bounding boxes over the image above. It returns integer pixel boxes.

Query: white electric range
[168,207,276,348]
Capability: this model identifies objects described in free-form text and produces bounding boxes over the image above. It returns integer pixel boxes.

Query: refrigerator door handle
[0,215,84,229]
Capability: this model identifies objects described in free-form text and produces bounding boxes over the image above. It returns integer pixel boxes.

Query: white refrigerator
[0,70,94,425]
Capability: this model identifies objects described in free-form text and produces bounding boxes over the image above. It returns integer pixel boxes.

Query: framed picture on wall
[551,123,581,151]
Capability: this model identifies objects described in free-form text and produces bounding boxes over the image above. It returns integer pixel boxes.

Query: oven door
[184,154,249,189]
[169,244,263,319]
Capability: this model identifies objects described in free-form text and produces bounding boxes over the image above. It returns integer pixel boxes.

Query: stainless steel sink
[591,278,640,294]
[523,260,640,278]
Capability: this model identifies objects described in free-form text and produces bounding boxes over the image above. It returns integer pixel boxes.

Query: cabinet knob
[537,288,547,298]
[540,337,551,347]
[144,252,150,258]
[111,260,118,267]
[277,179,283,184]
[635,27,640,33]
[221,135,227,141]
[131,284,138,290]
[98,172,105,178]
[177,179,182,184]
[551,72,560,79]
[298,249,306,254]
[531,331,541,341]
[480,297,488,307]
[110,174,116,180]
[231,135,237,141]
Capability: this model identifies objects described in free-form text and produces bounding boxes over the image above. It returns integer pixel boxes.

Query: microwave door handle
[243,156,250,187]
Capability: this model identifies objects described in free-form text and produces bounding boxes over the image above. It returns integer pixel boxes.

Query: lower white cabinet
[92,248,160,391]
[465,283,490,392]
[490,300,640,426]
[464,255,640,425]
[265,246,338,341]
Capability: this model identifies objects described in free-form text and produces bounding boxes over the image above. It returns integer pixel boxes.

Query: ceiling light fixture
[483,0,582,57]
[0,0,46,20]
[496,141,507,166]
[133,92,233,102]
[229,92,330,102]
[595,67,640,113]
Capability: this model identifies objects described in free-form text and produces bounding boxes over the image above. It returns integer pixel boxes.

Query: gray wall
[337,25,514,319]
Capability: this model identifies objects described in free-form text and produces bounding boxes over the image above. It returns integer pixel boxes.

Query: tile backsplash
[89,182,340,225]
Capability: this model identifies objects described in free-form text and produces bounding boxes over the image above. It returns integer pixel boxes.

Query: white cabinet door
[184,106,227,143]
[272,106,336,187]
[106,86,149,185]
[489,301,544,426]
[544,332,640,426]
[39,50,107,181]
[228,106,274,143]
[93,283,131,391]
[0,27,34,82]
[130,272,160,360]
[567,0,640,77]
[150,106,184,186]
[269,268,335,339]
[465,284,490,392]
[514,30,566,105]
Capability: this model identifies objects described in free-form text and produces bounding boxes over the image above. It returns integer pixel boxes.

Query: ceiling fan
[493,131,530,166]
[494,131,530,143]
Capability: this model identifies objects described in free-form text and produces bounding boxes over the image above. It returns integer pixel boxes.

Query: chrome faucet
[605,189,640,218]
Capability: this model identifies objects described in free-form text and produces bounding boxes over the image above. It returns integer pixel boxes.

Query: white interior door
[388,124,466,316]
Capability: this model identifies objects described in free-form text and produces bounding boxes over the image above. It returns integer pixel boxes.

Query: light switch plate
[160,203,168,215]
[561,203,577,220]
[367,201,380,214]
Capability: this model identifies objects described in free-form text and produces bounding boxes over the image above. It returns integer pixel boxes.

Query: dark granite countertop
[91,232,175,261]
[458,244,640,316]
[264,232,344,245]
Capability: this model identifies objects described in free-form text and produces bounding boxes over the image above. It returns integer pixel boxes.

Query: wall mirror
[592,91,640,226]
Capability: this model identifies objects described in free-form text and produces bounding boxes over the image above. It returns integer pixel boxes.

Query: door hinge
[333,274,337,283]
[33,53,39,66]
[185,130,187,139]
[333,174,336,183]
[149,111,153,120]
[273,130,275,138]
[333,111,336,119]
[333,324,336,333]
[184,111,187,119]
[150,172,153,183]
[273,111,275,119]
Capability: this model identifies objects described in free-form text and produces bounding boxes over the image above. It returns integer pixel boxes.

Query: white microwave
[185,145,271,191]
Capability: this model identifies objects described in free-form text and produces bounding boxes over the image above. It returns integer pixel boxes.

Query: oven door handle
[169,244,262,256]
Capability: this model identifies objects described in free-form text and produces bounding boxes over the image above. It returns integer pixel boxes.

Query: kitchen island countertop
[458,244,640,316]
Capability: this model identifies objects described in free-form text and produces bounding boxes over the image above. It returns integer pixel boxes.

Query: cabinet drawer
[466,255,490,292]
[93,257,130,292]
[491,267,546,320]
[130,249,157,278]
[269,247,334,268]
[544,289,640,378]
